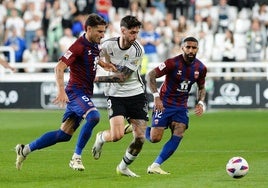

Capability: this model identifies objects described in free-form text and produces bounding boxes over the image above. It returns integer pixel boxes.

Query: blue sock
[155,135,182,165]
[74,110,100,155]
[145,127,151,142]
[29,129,72,151]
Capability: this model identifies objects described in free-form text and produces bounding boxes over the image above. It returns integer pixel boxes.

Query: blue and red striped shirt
[59,34,100,99]
[155,54,207,108]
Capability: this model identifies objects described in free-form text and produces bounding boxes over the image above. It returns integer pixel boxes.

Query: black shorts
[107,93,149,121]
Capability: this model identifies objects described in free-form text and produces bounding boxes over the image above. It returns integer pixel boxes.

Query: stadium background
[0,0,268,110]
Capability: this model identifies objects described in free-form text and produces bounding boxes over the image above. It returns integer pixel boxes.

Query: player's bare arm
[98,59,117,72]
[147,69,165,112]
[197,84,206,102]
[94,65,133,83]
[53,60,69,107]
[195,84,206,116]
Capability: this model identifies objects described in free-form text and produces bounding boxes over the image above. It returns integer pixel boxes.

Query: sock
[154,135,182,165]
[151,162,160,168]
[100,131,106,142]
[29,129,72,151]
[74,110,100,155]
[118,151,137,169]
[22,144,31,156]
[145,127,151,142]
[72,153,81,159]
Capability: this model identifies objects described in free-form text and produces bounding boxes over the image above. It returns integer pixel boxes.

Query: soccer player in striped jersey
[15,14,116,171]
[91,15,149,177]
[146,36,207,174]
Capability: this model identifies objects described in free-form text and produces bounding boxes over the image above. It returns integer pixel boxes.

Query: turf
[0,109,267,188]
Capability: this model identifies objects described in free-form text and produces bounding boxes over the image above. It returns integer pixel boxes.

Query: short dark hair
[85,13,107,30]
[182,36,198,45]
[120,15,142,29]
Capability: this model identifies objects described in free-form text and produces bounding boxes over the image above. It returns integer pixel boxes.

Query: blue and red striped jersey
[155,54,207,108]
[59,34,100,98]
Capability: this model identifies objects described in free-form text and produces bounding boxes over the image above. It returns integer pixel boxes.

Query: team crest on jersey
[158,63,166,71]
[64,50,72,59]
[154,119,159,125]
[194,71,199,79]
[124,54,129,61]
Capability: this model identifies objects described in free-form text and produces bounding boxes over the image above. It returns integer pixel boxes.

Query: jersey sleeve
[59,40,80,66]
[125,43,144,71]
[154,58,175,77]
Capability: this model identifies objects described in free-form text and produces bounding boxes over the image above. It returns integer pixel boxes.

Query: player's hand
[105,62,117,72]
[154,97,165,112]
[99,60,117,72]
[53,91,69,108]
[194,104,204,116]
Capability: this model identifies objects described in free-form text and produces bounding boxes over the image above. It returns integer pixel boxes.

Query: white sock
[72,153,81,159]
[100,131,106,142]
[23,144,31,156]
[151,162,160,168]
[118,151,137,169]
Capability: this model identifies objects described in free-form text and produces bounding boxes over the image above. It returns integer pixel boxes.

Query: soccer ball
[226,156,249,178]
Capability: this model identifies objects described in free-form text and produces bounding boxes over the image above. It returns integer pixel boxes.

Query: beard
[185,54,196,64]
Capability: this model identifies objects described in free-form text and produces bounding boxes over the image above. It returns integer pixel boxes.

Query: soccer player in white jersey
[92,15,149,177]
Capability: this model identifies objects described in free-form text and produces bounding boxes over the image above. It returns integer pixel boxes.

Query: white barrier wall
[0,62,268,109]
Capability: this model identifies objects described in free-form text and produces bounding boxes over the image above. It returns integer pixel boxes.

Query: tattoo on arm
[96,75,122,82]
[197,85,206,102]
[146,70,158,93]
[95,66,134,83]
[120,66,133,78]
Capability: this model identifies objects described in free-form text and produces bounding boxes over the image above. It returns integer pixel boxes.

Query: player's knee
[111,133,124,142]
[86,110,100,126]
[150,135,161,143]
[58,130,72,142]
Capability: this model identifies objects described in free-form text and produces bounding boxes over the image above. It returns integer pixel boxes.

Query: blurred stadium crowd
[0,0,268,73]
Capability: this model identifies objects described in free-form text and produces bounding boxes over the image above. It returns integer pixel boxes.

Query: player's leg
[92,97,125,160]
[124,123,133,134]
[145,109,165,142]
[15,113,80,170]
[117,119,147,177]
[70,108,100,171]
[148,122,186,174]
[92,115,125,159]
[116,94,148,177]
[147,108,188,174]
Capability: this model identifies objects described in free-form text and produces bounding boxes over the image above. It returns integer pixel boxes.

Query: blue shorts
[151,107,189,129]
[62,91,97,130]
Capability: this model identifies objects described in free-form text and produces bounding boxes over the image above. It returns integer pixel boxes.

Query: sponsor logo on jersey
[158,63,166,71]
[124,54,129,61]
[64,50,72,59]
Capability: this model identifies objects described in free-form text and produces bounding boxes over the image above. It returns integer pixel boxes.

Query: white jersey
[100,37,145,97]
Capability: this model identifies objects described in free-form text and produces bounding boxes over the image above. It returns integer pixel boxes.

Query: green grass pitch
[0,109,267,188]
